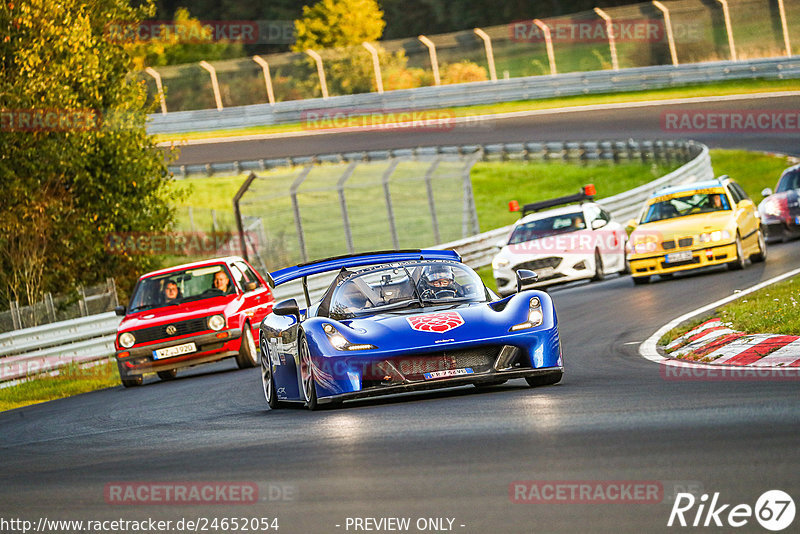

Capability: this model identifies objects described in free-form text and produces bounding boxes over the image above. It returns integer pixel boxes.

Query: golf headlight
[323,323,376,351]
[510,297,544,331]
[493,256,510,269]
[207,314,225,331]
[119,332,136,348]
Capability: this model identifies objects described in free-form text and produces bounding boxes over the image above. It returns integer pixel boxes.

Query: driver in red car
[213,270,233,294]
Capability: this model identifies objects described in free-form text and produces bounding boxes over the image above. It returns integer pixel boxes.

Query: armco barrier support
[148,57,800,135]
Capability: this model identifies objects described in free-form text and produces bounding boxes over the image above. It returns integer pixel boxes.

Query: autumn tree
[0,0,175,314]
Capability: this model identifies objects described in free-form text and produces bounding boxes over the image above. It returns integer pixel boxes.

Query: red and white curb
[640,267,800,371]
[665,318,800,367]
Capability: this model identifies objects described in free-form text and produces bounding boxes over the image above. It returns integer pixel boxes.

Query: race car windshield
[642,192,731,223]
[508,213,586,244]
[776,170,800,193]
[128,265,236,312]
[327,262,486,319]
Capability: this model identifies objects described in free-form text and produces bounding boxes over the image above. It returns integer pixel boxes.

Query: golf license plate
[665,251,692,263]
[153,342,196,360]
[424,368,474,380]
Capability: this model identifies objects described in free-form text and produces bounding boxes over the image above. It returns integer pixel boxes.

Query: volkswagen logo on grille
[165,325,177,335]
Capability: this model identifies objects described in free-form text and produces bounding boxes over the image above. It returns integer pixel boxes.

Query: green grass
[708,149,795,198]
[718,276,800,335]
[0,360,120,412]
[156,78,800,141]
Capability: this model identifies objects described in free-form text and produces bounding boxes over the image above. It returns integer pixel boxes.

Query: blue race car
[258,250,562,410]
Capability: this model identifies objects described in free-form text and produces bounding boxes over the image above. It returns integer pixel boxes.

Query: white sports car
[492,190,628,295]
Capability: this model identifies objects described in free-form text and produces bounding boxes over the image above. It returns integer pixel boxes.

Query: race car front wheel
[525,371,563,387]
[236,324,258,369]
[592,250,604,281]
[727,234,746,271]
[750,229,767,263]
[157,369,177,381]
[299,333,319,411]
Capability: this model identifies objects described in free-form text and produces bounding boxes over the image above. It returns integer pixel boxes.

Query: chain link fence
[0,279,119,333]
[234,150,481,271]
[145,0,800,111]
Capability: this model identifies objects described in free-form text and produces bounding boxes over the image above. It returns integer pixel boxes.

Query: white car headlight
[510,297,544,331]
[119,332,136,348]
[207,314,226,331]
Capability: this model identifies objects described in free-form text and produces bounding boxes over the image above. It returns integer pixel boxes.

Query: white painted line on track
[157,91,800,147]
[639,266,800,369]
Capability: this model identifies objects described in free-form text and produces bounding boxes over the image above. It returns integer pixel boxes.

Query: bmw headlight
[207,314,226,331]
[510,297,545,332]
[697,230,731,243]
[493,256,510,269]
[119,332,136,348]
[322,323,376,351]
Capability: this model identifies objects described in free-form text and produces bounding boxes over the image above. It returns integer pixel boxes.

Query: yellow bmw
[627,176,766,284]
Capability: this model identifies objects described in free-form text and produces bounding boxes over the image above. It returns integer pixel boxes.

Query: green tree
[0,0,176,313]
[293,0,385,51]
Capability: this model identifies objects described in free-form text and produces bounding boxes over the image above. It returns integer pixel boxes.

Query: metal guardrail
[0,312,120,386]
[148,57,800,135]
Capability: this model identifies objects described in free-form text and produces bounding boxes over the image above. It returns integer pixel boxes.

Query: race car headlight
[493,256,510,269]
[119,332,136,348]
[322,323,376,351]
[207,314,226,331]
[510,297,544,332]
[762,198,785,218]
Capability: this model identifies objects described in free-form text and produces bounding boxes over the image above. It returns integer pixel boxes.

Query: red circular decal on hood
[406,311,465,333]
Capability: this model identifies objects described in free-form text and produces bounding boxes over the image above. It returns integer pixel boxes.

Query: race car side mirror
[273,298,300,318]
[516,269,539,293]
[591,219,608,230]
[114,305,127,317]
[761,187,772,198]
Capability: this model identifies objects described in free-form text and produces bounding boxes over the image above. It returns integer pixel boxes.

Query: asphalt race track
[2,95,800,534]
[171,93,800,165]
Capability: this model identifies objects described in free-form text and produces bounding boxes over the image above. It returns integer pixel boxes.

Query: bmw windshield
[327,261,487,319]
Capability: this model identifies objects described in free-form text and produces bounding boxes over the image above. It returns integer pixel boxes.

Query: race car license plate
[424,368,474,380]
[665,251,693,263]
[152,342,196,360]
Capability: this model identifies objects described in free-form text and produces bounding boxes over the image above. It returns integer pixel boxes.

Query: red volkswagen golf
[114,256,274,387]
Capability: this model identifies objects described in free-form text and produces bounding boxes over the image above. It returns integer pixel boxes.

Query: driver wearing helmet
[418,264,462,300]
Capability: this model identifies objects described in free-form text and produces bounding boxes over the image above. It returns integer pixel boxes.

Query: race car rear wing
[516,184,596,217]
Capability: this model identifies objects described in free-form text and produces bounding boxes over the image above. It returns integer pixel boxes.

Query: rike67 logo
[668,490,795,531]
[407,312,464,333]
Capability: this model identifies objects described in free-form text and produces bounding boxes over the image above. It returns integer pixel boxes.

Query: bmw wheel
[298,333,319,411]
[751,229,767,263]
[236,324,258,369]
[727,234,746,271]
[260,333,279,409]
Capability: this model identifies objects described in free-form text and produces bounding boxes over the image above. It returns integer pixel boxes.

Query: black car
[758,164,800,243]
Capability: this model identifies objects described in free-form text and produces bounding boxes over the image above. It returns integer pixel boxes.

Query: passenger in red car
[213,270,232,294]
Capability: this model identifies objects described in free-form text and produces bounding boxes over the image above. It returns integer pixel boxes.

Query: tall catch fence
[145,0,800,111]
[234,149,482,271]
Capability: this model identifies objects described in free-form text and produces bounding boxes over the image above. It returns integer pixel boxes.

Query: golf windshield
[128,265,236,312]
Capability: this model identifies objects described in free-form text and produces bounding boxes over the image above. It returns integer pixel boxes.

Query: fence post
[473,28,497,82]
[78,286,88,317]
[252,55,276,105]
[462,151,481,237]
[594,8,620,71]
[233,172,258,262]
[716,0,737,61]
[533,20,557,75]
[211,209,217,234]
[188,206,195,232]
[777,0,792,57]
[10,300,21,330]
[46,293,56,322]
[382,159,401,249]
[418,35,441,86]
[337,161,359,254]
[362,42,384,93]
[108,278,119,308]
[652,1,679,66]
[424,157,442,244]
[290,166,313,263]
[199,60,224,110]
[144,67,167,114]
[305,49,329,99]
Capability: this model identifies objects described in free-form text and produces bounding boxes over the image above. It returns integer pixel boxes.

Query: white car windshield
[508,212,585,244]
[327,261,486,319]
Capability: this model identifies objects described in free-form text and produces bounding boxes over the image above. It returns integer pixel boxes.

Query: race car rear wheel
[260,333,279,409]
[750,229,767,263]
[299,333,319,411]
[727,234,746,271]
[236,324,258,369]
[525,371,563,387]
[592,249,604,281]
[157,369,177,381]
